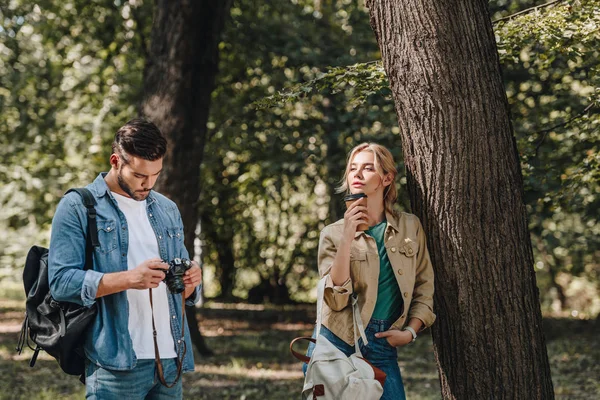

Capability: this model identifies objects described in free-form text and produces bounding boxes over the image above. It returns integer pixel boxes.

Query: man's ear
[109,154,120,170]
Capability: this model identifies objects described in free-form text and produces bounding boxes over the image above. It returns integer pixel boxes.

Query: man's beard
[117,169,151,201]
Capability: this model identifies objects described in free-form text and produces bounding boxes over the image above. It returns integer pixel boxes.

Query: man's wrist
[403,326,417,343]
[122,270,133,290]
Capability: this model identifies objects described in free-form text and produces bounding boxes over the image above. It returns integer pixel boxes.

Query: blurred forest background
[0,1,599,398]
[1,0,597,316]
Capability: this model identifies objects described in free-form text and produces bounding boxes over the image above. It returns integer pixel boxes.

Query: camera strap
[149,289,187,388]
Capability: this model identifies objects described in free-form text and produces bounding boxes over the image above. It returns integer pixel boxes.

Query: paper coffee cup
[343,193,369,231]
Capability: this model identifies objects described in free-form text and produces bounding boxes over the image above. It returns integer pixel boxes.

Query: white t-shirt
[112,192,176,359]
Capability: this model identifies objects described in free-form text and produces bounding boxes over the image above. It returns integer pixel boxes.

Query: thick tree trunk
[366,1,554,398]
[141,0,232,356]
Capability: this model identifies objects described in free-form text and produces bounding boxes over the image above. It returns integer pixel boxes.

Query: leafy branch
[255,0,597,109]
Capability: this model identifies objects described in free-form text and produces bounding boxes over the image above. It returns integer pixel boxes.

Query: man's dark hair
[111,118,167,162]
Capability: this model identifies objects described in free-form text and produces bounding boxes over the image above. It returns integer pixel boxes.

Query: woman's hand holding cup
[343,194,369,239]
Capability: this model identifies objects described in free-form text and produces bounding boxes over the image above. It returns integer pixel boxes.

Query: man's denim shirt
[48,173,200,372]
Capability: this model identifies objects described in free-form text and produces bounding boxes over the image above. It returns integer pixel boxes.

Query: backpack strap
[315,276,368,356]
[65,188,99,271]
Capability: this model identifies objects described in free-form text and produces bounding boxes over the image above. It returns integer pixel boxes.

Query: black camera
[163,258,193,294]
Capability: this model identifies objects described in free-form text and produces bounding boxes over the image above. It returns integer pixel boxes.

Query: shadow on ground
[0,299,598,399]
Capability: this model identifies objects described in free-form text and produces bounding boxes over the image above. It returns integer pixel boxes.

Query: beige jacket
[318,211,435,345]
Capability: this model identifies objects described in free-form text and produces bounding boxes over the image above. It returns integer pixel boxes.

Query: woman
[305,143,436,400]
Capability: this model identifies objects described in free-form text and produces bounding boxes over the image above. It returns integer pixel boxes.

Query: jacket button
[404,292,408,297]
[106,227,111,231]
[149,213,153,217]
[407,248,413,255]
[397,269,403,275]
[159,235,163,240]
[390,247,396,252]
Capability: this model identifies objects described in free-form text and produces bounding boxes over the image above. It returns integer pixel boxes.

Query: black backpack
[16,188,99,379]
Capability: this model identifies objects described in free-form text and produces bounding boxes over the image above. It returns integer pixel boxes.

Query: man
[48,118,202,399]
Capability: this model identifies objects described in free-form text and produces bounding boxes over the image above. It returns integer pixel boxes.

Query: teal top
[367,220,403,321]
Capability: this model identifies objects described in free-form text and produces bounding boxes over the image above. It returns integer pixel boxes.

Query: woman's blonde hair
[336,143,398,217]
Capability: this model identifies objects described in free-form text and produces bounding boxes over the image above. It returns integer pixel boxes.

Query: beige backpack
[290,277,386,399]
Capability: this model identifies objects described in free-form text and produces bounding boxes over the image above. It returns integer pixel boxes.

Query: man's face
[115,154,163,201]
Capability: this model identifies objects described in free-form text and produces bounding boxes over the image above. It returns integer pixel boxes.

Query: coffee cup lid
[343,193,368,201]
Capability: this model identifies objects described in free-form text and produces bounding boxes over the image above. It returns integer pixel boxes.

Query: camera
[163,258,193,294]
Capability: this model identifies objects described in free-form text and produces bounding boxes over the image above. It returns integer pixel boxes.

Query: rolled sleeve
[185,285,201,306]
[324,275,353,311]
[408,217,436,329]
[318,227,352,311]
[175,210,201,307]
[81,270,104,307]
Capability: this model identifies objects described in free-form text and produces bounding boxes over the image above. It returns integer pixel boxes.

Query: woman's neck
[366,201,386,226]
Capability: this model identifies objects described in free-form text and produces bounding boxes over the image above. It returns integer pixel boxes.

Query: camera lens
[167,278,186,294]
[164,258,192,294]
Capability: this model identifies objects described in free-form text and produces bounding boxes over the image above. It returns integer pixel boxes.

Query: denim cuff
[185,285,201,307]
[81,270,104,307]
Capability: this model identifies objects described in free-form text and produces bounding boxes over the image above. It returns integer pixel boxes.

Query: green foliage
[495,0,599,297]
[200,0,406,300]
[0,0,151,270]
[251,0,600,312]
[254,60,389,109]
[0,0,597,314]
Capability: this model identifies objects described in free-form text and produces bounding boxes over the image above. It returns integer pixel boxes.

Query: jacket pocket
[397,239,418,294]
[165,227,184,258]
[96,219,117,254]
[399,240,418,258]
[166,227,183,241]
[349,251,367,292]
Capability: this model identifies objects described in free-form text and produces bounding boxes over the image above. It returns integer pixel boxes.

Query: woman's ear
[383,173,393,187]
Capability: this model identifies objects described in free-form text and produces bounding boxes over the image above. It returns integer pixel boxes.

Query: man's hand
[128,258,168,290]
[97,258,167,298]
[375,329,413,347]
[183,261,202,299]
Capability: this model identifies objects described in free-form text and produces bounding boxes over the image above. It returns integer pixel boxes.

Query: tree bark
[141,0,232,356]
[366,1,554,398]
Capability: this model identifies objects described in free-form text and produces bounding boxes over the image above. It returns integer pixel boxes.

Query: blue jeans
[304,319,406,400]
[85,358,183,399]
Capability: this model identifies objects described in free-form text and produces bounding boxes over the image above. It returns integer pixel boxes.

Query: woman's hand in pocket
[375,329,413,347]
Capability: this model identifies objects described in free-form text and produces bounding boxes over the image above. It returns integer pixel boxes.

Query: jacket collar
[353,210,400,238]
[385,210,400,232]
[89,173,110,198]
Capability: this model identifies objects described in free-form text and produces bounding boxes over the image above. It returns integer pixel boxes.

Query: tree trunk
[216,237,236,299]
[366,1,554,398]
[548,263,567,311]
[141,0,232,357]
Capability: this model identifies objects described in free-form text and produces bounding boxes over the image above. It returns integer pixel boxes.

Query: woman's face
[348,150,384,195]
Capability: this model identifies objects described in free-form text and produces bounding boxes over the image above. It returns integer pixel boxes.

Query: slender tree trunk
[216,238,236,299]
[325,152,344,223]
[141,0,232,357]
[548,263,567,310]
[537,237,567,311]
[366,1,553,398]
[323,98,345,224]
